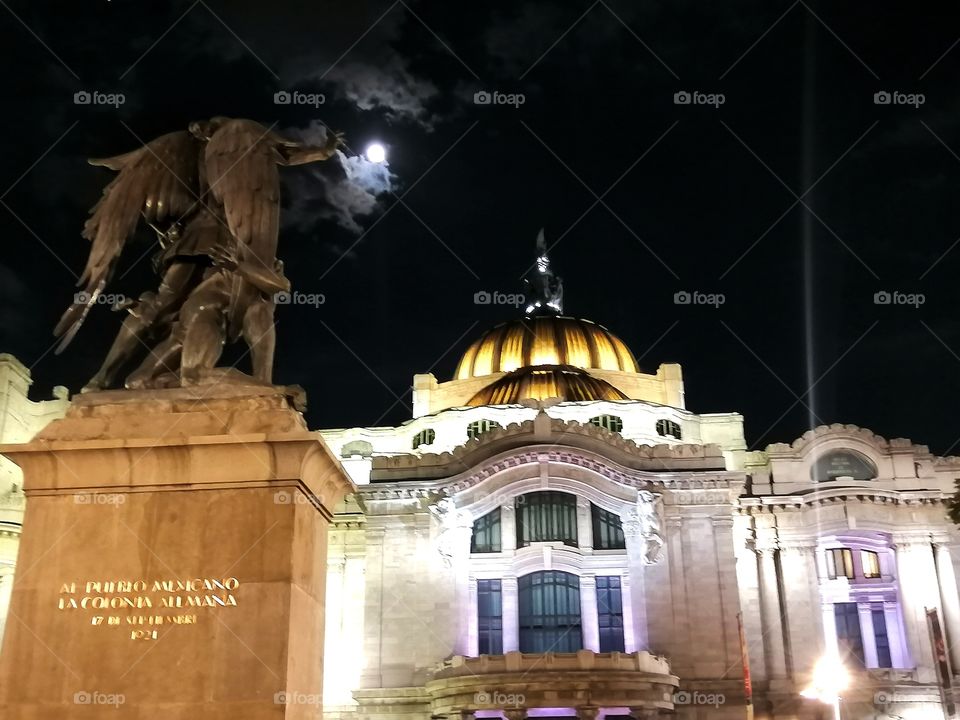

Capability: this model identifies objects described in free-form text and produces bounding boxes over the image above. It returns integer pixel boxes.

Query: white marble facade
[1,329,960,719]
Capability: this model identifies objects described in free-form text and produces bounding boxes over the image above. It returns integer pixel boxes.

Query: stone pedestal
[0,384,355,719]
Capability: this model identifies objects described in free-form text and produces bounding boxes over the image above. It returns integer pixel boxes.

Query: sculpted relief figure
[624,491,664,564]
[429,497,473,567]
[54,117,343,391]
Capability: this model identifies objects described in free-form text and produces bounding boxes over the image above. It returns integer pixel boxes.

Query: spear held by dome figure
[54,117,344,392]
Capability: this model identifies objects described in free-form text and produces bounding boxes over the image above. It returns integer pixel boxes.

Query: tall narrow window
[477,579,503,655]
[596,576,625,652]
[471,508,502,553]
[826,548,855,579]
[871,604,892,668]
[861,550,881,578]
[591,504,626,550]
[516,491,578,547]
[518,571,582,653]
[834,602,865,666]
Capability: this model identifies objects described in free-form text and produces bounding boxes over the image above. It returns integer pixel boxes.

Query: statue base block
[0,384,354,719]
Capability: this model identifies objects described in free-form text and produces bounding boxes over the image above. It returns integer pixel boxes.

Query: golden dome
[467,365,629,406]
[454,316,639,380]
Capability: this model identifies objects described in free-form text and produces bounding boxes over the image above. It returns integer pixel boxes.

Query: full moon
[365,143,386,163]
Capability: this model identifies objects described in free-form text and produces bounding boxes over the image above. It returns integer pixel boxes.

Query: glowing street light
[800,654,849,720]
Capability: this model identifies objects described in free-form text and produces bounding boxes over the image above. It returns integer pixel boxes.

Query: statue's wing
[204,119,280,266]
[54,130,200,351]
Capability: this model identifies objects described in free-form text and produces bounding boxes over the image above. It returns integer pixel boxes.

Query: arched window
[471,508,502,553]
[589,414,623,433]
[591,504,625,550]
[412,429,435,449]
[810,450,877,482]
[518,571,582,652]
[655,419,682,438]
[516,491,578,547]
[467,419,502,440]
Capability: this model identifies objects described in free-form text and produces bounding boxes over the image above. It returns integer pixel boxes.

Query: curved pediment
[370,412,726,482]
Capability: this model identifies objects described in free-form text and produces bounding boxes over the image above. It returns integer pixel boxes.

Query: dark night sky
[2,1,960,454]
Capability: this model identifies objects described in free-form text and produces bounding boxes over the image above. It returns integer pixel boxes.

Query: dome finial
[524,228,563,315]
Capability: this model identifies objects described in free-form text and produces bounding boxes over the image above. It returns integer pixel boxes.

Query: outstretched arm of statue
[210,246,291,295]
[278,131,345,166]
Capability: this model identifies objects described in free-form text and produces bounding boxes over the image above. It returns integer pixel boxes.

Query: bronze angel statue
[55,117,342,392]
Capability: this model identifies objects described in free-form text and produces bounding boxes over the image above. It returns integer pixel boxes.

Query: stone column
[467,577,479,656]
[502,504,517,552]
[621,506,649,654]
[580,574,600,651]
[822,604,838,656]
[893,535,940,682]
[858,604,878,667]
[620,573,639,652]
[502,576,520,652]
[576,707,600,720]
[935,541,960,673]
[884,601,908,668]
[712,516,745,670]
[448,514,476,656]
[757,544,788,679]
[733,514,767,682]
[779,541,823,675]
[576,499,593,551]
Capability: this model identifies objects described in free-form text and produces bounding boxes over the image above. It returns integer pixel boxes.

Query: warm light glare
[801,654,849,703]
[365,143,386,163]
